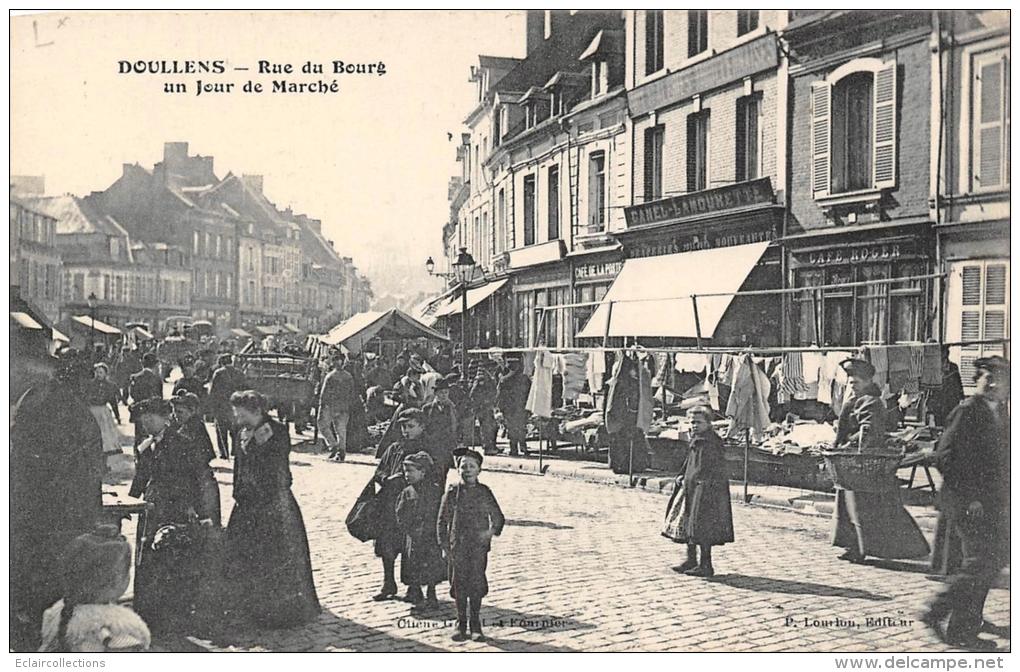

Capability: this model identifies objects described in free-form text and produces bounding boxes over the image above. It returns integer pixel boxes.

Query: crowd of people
[9,327,1009,652]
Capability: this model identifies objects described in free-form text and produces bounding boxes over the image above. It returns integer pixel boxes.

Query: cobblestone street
[145,430,1011,653]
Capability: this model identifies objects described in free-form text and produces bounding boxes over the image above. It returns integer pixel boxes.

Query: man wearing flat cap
[830,358,928,565]
[925,356,1010,650]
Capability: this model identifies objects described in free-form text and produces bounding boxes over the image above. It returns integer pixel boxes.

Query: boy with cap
[395,451,447,612]
[924,356,1010,650]
[437,447,505,642]
[373,407,429,601]
[422,378,457,489]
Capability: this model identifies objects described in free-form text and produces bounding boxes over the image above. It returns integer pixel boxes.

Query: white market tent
[318,308,450,354]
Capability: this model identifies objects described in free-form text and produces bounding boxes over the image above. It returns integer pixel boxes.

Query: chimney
[163,142,189,165]
[10,175,45,196]
[308,218,322,234]
[525,10,545,55]
[242,174,264,194]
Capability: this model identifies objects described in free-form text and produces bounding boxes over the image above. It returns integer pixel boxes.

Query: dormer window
[592,61,608,97]
[579,29,624,99]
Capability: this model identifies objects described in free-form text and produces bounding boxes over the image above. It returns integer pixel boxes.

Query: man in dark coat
[924,356,1010,651]
[495,357,531,456]
[129,352,165,450]
[115,346,142,404]
[422,378,457,489]
[172,356,207,400]
[469,362,499,455]
[208,354,247,459]
[10,350,103,651]
[927,346,965,427]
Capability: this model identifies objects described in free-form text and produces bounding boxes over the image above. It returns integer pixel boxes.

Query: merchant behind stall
[830,358,929,565]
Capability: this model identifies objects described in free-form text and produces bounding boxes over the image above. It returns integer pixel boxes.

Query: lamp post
[427,248,477,381]
[87,292,98,362]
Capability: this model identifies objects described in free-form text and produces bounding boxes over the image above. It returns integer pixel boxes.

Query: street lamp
[426,248,477,381]
[87,292,98,361]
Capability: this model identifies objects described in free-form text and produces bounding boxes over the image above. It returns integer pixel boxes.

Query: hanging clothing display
[674,352,709,374]
[886,345,913,392]
[817,351,851,406]
[864,346,890,394]
[522,351,537,379]
[920,343,943,388]
[559,353,588,402]
[651,352,670,389]
[906,346,923,394]
[636,355,655,433]
[778,352,808,400]
[525,350,556,418]
[586,351,607,394]
[725,354,772,441]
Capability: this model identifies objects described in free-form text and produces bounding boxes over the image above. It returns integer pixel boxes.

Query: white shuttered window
[947,260,1010,389]
[972,49,1010,191]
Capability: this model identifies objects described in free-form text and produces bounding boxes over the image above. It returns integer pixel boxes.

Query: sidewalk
[336,442,942,534]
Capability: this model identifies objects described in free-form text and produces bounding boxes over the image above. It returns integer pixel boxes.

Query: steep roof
[22,195,129,237]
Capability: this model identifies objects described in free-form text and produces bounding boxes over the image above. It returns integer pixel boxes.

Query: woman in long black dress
[225,391,320,628]
[129,398,215,634]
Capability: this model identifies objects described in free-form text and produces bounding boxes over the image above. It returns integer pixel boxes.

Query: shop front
[569,247,624,346]
[783,225,936,348]
[506,241,571,349]
[577,178,784,346]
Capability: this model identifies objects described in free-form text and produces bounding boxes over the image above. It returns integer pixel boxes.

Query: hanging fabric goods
[560,353,588,401]
[725,354,772,441]
[586,350,607,394]
[525,349,556,418]
[920,343,943,388]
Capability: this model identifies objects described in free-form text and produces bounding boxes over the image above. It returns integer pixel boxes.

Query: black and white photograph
[7,8,1012,661]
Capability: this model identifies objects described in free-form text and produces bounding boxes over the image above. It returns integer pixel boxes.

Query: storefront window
[793,260,927,347]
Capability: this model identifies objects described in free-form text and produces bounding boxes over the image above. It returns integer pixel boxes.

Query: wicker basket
[821,452,901,492]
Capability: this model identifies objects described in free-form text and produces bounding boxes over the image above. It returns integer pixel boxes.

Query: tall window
[688,11,708,57]
[523,174,536,246]
[972,49,1010,190]
[832,72,873,193]
[645,10,664,75]
[687,111,710,192]
[736,94,761,182]
[588,152,607,232]
[547,165,560,240]
[497,189,506,253]
[737,10,759,36]
[592,60,608,97]
[950,260,1009,386]
[644,125,665,201]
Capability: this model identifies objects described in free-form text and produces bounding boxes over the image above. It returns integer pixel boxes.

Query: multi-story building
[9,191,62,322]
[22,194,190,328]
[288,210,348,332]
[934,10,1010,387]
[96,142,238,328]
[781,11,936,348]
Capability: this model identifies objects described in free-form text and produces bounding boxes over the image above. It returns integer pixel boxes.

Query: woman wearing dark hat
[830,358,929,565]
[170,392,220,527]
[924,356,1010,650]
[128,397,216,634]
[372,407,429,601]
[225,391,320,628]
[438,447,505,642]
[395,451,447,611]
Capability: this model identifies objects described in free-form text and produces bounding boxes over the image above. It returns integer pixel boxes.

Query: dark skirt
[662,479,734,547]
[831,488,930,560]
[448,547,489,599]
[401,532,447,587]
[373,478,406,560]
[226,489,321,627]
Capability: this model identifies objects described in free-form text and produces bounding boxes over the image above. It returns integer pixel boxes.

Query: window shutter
[810,81,831,195]
[975,57,1006,189]
[872,62,897,189]
[588,156,600,230]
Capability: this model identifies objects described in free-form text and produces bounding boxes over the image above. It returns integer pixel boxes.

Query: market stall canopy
[230,328,253,339]
[411,287,458,327]
[129,325,154,340]
[10,311,43,330]
[577,241,770,339]
[51,327,70,343]
[433,279,509,317]
[71,315,122,336]
[283,323,301,334]
[319,308,450,353]
[253,325,288,336]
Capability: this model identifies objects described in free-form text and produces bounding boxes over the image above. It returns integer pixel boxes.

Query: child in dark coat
[437,448,505,642]
[662,406,734,577]
[395,451,447,612]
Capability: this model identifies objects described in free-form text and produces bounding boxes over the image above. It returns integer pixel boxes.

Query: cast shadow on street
[706,574,892,602]
[505,518,574,531]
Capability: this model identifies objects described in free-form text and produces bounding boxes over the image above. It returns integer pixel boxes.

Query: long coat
[437,482,505,599]
[373,437,426,558]
[934,396,1010,560]
[395,481,447,586]
[226,416,320,627]
[663,430,734,546]
[831,385,929,559]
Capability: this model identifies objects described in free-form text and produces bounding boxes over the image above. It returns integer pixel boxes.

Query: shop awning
[71,315,122,335]
[11,311,43,330]
[434,279,508,318]
[52,327,70,343]
[576,242,770,339]
[319,308,449,353]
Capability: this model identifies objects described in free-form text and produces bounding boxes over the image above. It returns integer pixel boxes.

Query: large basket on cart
[821,451,901,492]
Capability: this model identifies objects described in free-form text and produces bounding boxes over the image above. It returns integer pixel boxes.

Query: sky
[10,10,526,301]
